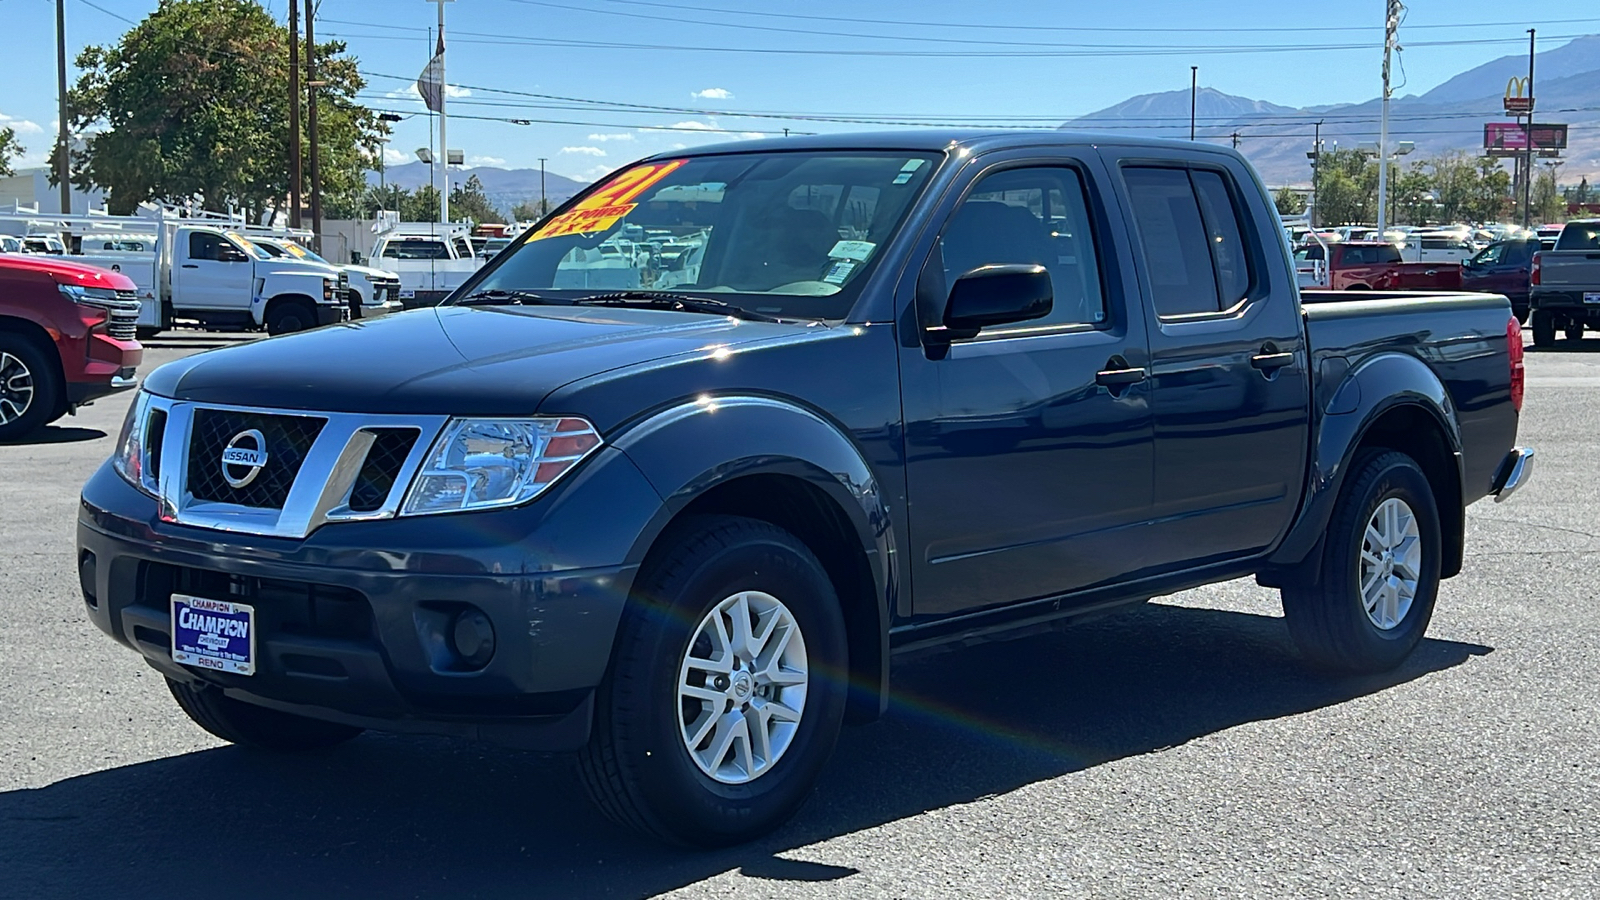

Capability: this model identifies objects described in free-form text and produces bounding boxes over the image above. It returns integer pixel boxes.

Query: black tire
[265,300,317,336]
[1531,310,1556,348]
[134,327,163,341]
[0,332,61,442]
[578,515,848,847]
[1564,324,1584,342]
[1282,450,1442,674]
[166,677,364,751]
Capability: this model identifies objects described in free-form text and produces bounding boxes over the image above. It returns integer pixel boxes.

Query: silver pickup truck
[1529,219,1600,346]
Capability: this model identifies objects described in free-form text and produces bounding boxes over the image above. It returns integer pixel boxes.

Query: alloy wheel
[0,351,34,425]
[1359,497,1422,630]
[677,590,809,785]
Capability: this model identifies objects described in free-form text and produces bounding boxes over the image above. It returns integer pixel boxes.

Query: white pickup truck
[4,213,346,337]
[248,237,403,320]
[368,222,483,307]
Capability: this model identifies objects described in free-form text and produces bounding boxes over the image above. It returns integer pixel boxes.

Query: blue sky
[3,0,1594,180]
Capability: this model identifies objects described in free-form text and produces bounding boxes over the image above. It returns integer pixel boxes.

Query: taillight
[1530,252,1541,286]
[1507,315,1525,413]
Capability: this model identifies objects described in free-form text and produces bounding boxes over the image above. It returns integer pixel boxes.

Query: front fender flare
[610,395,897,713]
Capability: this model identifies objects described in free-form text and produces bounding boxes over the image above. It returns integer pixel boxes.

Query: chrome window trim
[144,396,448,539]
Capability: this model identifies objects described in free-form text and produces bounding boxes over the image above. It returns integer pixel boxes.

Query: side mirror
[942,264,1053,336]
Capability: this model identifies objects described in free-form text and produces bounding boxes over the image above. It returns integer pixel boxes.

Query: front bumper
[77,464,639,751]
[358,299,405,319]
[315,304,346,327]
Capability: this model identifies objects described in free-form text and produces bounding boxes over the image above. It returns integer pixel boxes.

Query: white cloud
[587,133,635,142]
[385,83,472,101]
[468,155,506,167]
[583,164,613,178]
[561,146,607,157]
[691,88,734,100]
[0,113,44,135]
[666,121,716,131]
[382,147,410,166]
[736,132,767,141]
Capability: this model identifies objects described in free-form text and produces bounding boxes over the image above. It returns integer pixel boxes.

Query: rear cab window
[1123,165,1256,317]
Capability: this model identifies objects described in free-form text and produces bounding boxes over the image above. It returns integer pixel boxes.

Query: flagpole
[433,0,452,226]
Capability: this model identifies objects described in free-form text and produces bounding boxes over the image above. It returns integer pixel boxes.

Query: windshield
[281,241,330,265]
[227,232,272,261]
[464,151,941,319]
[1555,223,1600,251]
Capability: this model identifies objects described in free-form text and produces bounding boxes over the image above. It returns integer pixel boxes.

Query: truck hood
[0,253,138,290]
[140,305,812,415]
[260,258,338,280]
[343,264,396,281]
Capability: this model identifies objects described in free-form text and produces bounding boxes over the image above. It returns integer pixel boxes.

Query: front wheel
[0,334,60,442]
[166,678,364,750]
[1531,310,1556,348]
[265,301,317,336]
[578,515,847,847]
[1281,450,1442,674]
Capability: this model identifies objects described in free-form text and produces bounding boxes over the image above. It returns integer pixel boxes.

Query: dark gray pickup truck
[1529,218,1600,346]
[78,132,1532,846]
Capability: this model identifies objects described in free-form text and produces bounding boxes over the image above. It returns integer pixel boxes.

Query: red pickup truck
[1295,241,1462,292]
[0,254,142,440]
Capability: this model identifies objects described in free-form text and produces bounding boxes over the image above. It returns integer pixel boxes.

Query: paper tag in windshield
[823,260,858,284]
[828,240,875,262]
[892,159,928,185]
[528,159,687,242]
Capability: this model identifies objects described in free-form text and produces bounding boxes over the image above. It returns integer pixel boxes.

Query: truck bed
[1301,290,1519,504]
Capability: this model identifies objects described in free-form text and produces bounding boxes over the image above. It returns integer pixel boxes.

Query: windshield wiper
[571,291,778,322]
[453,288,556,306]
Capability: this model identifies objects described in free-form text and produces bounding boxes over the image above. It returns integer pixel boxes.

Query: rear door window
[1124,166,1256,316]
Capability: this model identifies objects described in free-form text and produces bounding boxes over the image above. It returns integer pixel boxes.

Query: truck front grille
[107,289,140,341]
[186,409,326,509]
[348,428,420,512]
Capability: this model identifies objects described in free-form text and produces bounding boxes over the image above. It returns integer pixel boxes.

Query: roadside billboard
[1484,122,1567,157]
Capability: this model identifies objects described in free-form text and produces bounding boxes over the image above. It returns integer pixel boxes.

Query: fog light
[449,609,496,669]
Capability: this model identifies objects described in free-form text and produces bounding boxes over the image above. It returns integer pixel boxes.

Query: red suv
[0,254,142,440]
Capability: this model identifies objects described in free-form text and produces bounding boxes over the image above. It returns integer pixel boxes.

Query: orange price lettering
[528,159,688,242]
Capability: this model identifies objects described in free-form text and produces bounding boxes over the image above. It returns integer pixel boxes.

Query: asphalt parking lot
[2,329,1597,899]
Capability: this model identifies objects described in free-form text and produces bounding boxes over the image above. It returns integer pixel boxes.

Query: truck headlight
[400,417,601,516]
[58,283,124,309]
[111,391,160,497]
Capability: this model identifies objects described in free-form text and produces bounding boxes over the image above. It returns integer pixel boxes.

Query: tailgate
[1537,251,1600,288]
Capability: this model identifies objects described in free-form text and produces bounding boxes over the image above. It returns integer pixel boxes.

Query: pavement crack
[1473,517,1600,540]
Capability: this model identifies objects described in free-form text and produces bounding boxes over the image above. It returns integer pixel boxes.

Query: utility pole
[288,2,302,228]
[1524,28,1536,229]
[538,157,547,216]
[1231,131,1240,149]
[429,0,455,225]
[1190,67,1198,141]
[1376,0,1401,235]
[55,0,71,214]
[304,0,322,249]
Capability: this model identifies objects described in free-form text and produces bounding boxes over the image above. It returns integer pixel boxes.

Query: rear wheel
[0,334,60,442]
[1281,450,1442,674]
[166,677,363,751]
[578,515,847,847]
[265,300,317,336]
[1531,310,1556,348]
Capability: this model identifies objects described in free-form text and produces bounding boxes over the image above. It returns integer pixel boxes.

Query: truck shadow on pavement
[0,425,106,446]
[0,603,1489,899]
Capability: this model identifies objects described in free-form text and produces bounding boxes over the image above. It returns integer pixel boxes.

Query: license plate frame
[170,594,256,676]
[1584,293,1600,305]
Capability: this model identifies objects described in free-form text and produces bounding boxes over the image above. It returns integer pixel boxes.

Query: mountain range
[1064,35,1600,185]
[364,35,1600,203]
[368,162,590,217]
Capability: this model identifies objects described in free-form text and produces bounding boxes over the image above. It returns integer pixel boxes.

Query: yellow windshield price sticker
[528,159,688,242]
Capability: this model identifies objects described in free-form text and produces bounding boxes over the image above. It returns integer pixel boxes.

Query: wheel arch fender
[0,313,69,419]
[609,395,897,722]
[1264,351,1465,583]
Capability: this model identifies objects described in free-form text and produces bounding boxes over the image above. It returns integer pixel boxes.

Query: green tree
[1273,186,1306,217]
[1532,169,1565,224]
[448,175,502,224]
[402,184,441,222]
[1471,157,1512,222]
[1390,164,1436,226]
[510,199,548,221]
[1313,149,1377,226]
[66,0,385,216]
[0,127,23,177]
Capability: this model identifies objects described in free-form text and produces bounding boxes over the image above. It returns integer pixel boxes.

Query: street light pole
[1377,0,1400,235]
[1311,119,1323,228]
[55,0,71,214]
[538,157,547,216]
[1189,67,1198,141]
[1524,28,1536,229]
